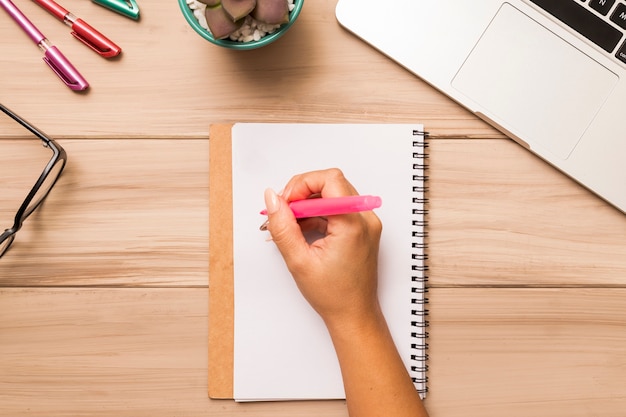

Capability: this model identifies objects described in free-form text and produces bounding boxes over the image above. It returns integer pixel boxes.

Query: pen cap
[71,19,121,58]
[92,0,139,20]
[43,46,89,91]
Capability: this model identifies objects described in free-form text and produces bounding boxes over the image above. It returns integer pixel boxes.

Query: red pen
[32,0,121,58]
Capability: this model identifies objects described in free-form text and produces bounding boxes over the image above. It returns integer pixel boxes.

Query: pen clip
[92,0,139,20]
[42,46,89,91]
[71,19,121,58]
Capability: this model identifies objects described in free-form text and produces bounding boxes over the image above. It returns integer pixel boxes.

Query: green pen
[92,0,139,20]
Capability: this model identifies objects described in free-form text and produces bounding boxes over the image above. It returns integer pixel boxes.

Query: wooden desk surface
[1,1,624,416]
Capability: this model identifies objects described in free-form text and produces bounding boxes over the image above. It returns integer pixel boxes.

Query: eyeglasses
[0,104,67,258]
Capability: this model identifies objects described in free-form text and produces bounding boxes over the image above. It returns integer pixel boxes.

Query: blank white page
[231,123,426,401]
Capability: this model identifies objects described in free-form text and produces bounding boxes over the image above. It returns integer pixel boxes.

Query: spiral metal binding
[411,129,429,397]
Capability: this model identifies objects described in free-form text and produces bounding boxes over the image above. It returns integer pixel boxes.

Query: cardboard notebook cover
[208,123,235,399]
[208,123,430,399]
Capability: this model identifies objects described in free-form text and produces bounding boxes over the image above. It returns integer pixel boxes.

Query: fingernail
[264,188,280,214]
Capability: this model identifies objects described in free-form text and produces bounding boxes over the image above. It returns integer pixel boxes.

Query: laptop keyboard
[529,0,626,64]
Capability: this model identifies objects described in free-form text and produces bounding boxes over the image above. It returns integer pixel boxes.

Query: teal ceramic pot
[179,0,304,50]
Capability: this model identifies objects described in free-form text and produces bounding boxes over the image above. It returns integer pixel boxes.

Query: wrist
[323,301,388,343]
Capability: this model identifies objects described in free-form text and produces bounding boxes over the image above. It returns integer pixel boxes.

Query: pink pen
[259,195,382,230]
[1,0,89,90]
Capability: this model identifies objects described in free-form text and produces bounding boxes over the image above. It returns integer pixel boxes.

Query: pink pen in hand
[259,195,382,231]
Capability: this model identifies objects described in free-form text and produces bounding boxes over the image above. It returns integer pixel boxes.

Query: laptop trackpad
[452,3,617,159]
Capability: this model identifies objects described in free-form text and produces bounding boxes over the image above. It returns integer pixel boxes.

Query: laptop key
[589,0,616,16]
[610,3,626,29]
[617,41,626,63]
[530,0,623,52]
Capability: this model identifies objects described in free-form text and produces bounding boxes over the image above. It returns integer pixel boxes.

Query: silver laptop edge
[336,0,625,213]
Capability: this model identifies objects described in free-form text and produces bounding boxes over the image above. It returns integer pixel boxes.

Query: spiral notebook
[208,123,429,401]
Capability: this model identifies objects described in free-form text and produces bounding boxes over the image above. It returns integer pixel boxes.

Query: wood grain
[1,138,622,287]
[428,139,626,287]
[0,139,208,286]
[427,288,626,417]
[0,0,501,139]
[0,0,624,415]
[0,288,624,417]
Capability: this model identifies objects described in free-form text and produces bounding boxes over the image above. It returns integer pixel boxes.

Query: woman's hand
[263,168,428,417]
[263,168,383,329]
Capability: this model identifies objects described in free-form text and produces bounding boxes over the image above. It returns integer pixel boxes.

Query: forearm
[325,306,429,417]
[263,170,425,415]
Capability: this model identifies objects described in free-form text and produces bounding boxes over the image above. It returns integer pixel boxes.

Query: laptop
[336,0,626,213]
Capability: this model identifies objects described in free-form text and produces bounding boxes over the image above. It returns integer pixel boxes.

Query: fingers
[298,216,329,236]
[262,169,384,324]
[263,188,310,269]
[278,168,364,239]
[263,168,377,274]
[282,168,359,202]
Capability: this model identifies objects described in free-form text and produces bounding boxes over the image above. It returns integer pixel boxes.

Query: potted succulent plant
[202,0,290,39]
[180,0,304,49]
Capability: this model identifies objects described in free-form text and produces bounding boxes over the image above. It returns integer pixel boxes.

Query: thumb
[264,188,309,266]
